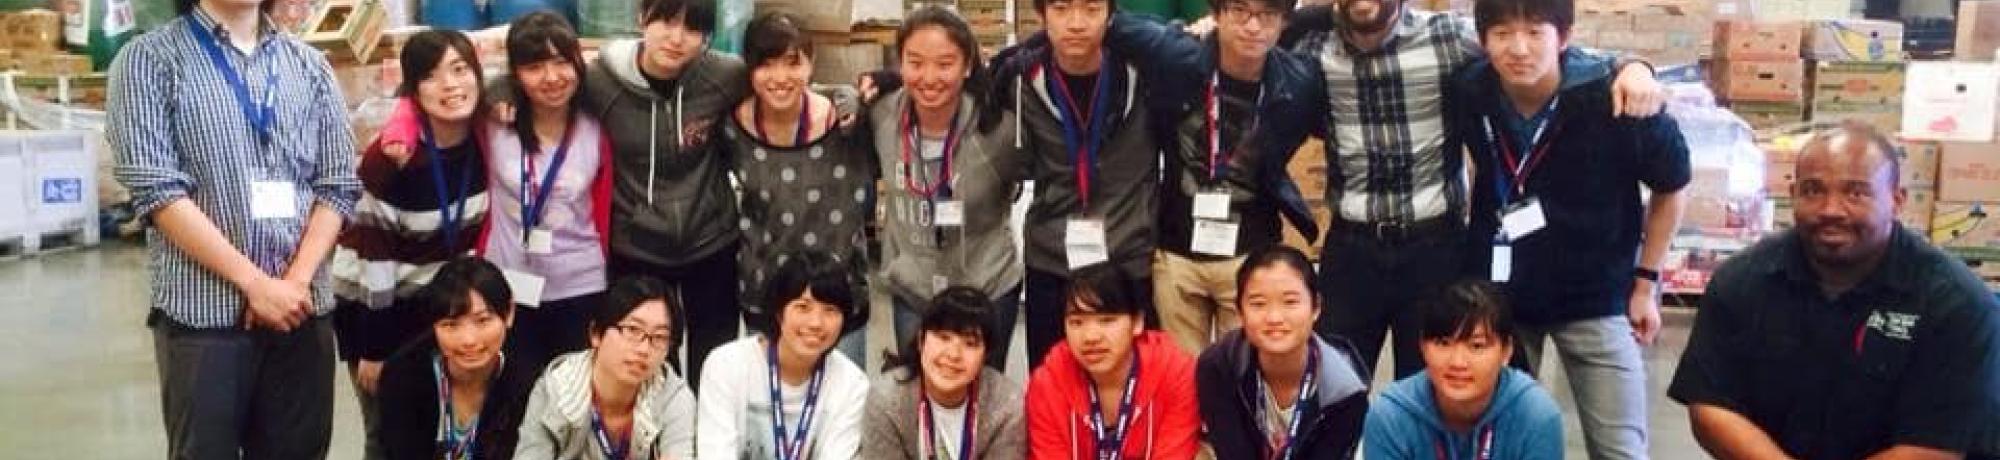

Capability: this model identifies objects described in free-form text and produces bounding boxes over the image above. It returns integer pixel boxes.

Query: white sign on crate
[1903,62,2000,143]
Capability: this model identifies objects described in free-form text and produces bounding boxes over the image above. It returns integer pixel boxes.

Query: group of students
[104,0,2000,455]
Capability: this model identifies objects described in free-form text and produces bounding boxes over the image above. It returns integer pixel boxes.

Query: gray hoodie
[514,351,699,460]
[868,90,1027,304]
[861,368,1027,460]
[582,39,747,268]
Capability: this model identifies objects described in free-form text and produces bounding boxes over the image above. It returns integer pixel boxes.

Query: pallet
[0,225,99,260]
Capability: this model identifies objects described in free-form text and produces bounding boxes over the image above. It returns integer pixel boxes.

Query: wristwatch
[1634,267,1662,283]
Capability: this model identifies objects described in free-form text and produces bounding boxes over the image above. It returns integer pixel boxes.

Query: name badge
[933,200,965,227]
[527,229,555,255]
[1500,198,1547,242]
[1491,244,1513,282]
[1191,218,1240,256]
[1193,190,1232,221]
[250,181,298,220]
[932,274,951,294]
[1065,218,1110,269]
[501,269,546,308]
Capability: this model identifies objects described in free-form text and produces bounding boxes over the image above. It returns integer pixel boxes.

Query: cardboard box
[1714,20,1802,61]
[17,52,92,76]
[1803,19,1904,61]
[1573,0,1717,65]
[1732,101,1808,131]
[1771,197,1795,229]
[1903,186,1937,232]
[1904,141,1942,187]
[755,0,902,32]
[1938,140,2000,202]
[1902,62,2000,143]
[1811,61,1904,105]
[5,73,109,108]
[0,10,61,53]
[1751,0,1852,21]
[811,42,886,87]
[1766,160,1797,197]
[303,0,388,64]
[1960,0,2000,62]
[1715,59,1805,103]
[1931,201,2000,259]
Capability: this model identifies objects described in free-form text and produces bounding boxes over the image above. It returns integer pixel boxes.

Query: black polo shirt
[1669,226,2000,458]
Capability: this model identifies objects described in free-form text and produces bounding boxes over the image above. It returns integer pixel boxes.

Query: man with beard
[1275,0,1664,385]
[1669,122,2000,459]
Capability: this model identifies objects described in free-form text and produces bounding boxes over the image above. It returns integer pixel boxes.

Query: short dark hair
[417,257,515,326]
[1801,120,1903,189]
[397,29,486,102]
[1416,280,1516,345]
[592,276,683,353]
[759,251,869,338]
[1033,0,1116,15]
[1473,0,1575,39]
[889,286,998,379]
[506,11,586,151]
[1065,267,1144,317]
[1209,0,1299,14]
[742,12,814,70]
[1234,245,1320,306]
[639,0,715,34]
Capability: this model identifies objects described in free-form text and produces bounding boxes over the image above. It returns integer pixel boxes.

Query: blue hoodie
[1363,368,1564,460]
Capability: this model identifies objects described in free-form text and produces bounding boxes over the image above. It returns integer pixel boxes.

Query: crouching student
[1197,246,1369,459]
[1026,268,1201,460]
[864,286,1028,459]
[376,257,538,460]
[1363,280,1564,460]
[698,250,871,460]
[515,276,698,459]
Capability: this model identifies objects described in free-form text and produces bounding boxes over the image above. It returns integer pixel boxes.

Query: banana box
[1804,19,1904,61]
[1932,201,2000,260]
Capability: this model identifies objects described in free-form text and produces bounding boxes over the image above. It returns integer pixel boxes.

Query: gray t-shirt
[722,114,873,309]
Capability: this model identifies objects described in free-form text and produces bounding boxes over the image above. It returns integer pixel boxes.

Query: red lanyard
[1049,64,1109,209]
[1205,74,1264,181]
[900,101,962,200]
[1483,99,1562,199]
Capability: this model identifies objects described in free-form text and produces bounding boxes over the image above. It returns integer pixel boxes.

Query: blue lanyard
[767,342,827,460]
[1045,54,1113,209]
[589,405,629,460]
[1481,98,1561,206]
[520,118,575,238]
[186,16,277,145]
[421,119,477,249]
[917,381,978,460]
[432,353,502,460]
[1434,426,1495,460]
[1253,346,1318,460]
[1084,349,1141,460]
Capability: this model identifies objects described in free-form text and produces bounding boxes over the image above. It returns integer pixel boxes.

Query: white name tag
[933,200,965,227]
[526,229,555,255]
[1193,191,1232,221]
[501,269,546,308]
[1491,245,1513,282]
[932,274,951,294]
[1065,218,1110,269]
[1191,218,1240,256]
[250,181,298,220]
[1500,199,1548,242]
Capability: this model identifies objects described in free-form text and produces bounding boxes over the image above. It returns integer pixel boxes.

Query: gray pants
[152,312,335,460]
[1518,315,1650,460]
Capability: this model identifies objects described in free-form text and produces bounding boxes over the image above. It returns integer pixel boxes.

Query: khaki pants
[1153,250,1246,356]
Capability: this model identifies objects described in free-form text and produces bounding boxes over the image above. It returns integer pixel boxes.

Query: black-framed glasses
[611,323,673,349]
[1217,4,1285,25]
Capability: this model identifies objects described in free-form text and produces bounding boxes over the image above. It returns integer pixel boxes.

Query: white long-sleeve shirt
[697,336,869,460]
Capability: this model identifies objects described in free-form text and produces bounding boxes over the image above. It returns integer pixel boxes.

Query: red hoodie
[1026,331,1202,460]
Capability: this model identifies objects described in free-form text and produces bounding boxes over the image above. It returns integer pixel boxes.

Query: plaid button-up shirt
[108,10,361,329]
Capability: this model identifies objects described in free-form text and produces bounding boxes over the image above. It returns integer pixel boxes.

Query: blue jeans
[892,285,1022,370]
[1518,314,1650,460]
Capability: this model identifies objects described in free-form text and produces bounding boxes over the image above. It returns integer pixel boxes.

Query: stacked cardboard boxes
[1713,20,1807,130]
[1573,0,1731,65]
[955,0,1012,52]
[1959,0,2000,61]
[1283,140,1331,260]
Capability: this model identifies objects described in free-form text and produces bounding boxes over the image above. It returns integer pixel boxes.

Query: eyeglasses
[611,324,674,349]
[1217,4,1285,25]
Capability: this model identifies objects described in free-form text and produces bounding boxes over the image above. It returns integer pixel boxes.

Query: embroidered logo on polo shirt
[1866,311,1920,341]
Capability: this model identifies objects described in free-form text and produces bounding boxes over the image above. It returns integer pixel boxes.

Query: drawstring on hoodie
[644,78,687,206]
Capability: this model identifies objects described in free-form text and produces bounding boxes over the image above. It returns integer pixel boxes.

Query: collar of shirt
[187,8,282,51]
[1765,226,1925,299]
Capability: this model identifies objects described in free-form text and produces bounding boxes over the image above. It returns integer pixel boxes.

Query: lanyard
[1046,56,1113,209]
[520,118,576,238]
[590,404,629,460]
[901,100,963,201]
[1433,426,1495,460]
[1084,350,1141,460]
[1253,346,1318,460]
[917,381,979,460]
[767,343,828,460]
[1482,98,1562,203]
[756,93,813,146]
[186,16,278,145]
[432,353,503,460]
[421,119,477,249]
[1204,74,1264,182]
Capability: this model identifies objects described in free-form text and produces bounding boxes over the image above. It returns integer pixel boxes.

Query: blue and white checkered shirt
[108,10,361,329]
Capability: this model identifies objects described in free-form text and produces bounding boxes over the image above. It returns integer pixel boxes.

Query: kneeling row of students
[385,245,1563,460]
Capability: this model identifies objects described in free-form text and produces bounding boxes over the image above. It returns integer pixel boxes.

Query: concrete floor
[0,242,1710,459]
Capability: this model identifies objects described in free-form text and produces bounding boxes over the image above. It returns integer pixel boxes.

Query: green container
[0,0,47,12]
[60,0,136,70]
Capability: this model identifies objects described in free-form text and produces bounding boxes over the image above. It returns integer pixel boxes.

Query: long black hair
[895,6,1003,134]
[506,11,586,152]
